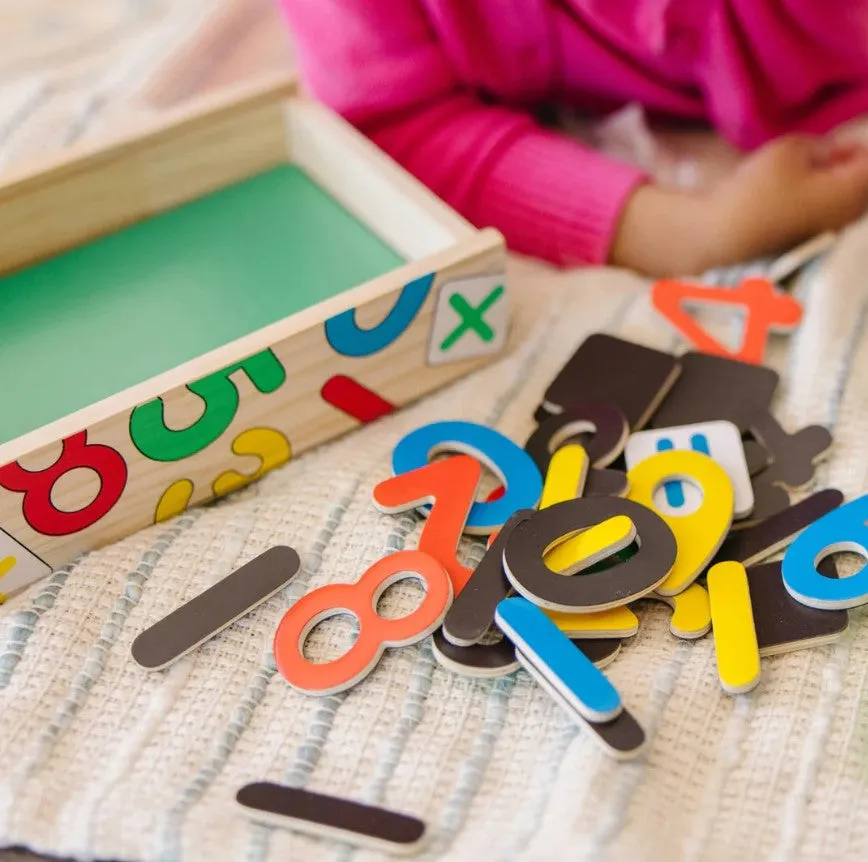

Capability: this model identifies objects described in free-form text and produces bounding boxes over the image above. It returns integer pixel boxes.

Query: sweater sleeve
[277,0,647,267]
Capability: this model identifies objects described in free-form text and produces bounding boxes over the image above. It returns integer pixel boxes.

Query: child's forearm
[611,135,868,278]
[609,185,719,278]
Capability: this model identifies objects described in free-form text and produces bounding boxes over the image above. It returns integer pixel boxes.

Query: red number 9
[273,550,452,695]
[0,431,128,536]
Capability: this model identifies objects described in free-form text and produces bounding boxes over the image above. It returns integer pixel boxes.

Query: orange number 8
[273,550,452,695]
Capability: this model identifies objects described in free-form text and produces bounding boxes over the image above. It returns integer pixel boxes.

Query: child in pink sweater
[278,0,868,276]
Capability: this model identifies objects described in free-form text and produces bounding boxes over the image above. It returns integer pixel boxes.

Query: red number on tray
[0,431,128,536]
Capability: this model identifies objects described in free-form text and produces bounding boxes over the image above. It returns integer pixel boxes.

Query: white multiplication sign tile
[427,274,509,366]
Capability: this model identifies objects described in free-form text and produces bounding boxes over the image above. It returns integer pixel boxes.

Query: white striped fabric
[2,227,868,862]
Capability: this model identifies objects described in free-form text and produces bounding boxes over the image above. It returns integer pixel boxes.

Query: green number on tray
[129,350,286,462]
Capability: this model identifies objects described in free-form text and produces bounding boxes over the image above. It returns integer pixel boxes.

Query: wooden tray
[0,73,508,598]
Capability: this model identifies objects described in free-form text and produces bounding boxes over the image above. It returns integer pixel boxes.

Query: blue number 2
[658,433,709,508]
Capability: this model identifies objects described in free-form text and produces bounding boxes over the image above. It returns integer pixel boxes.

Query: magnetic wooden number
[495,597,623,723]
[782,494,868,609]
[650,277,803,365]
[627,449,734,595]
[707,561,761,694]
[129,349,286,462]
[533,443,635,578]
[503,497,677,612]
[372,455,482,594]
[273,550,452,695]
[0,431,128,536]
[390,420,542,534]
[525,402,629,472]
[649,583,712,639]
[538,444,589,510]
[325,273,434,356]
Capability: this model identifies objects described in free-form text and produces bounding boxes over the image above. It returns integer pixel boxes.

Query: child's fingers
[814,140,866,167]
[805,152,868,230]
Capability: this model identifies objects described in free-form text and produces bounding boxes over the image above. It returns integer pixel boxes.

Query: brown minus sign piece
[747,559,848,657]
[236,782,428,855]
[131,545,301,671]
[712,489,845,569]
[541,334,681,431]
[516,652,646,761]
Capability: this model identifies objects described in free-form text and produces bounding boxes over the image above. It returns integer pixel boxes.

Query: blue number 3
[325,273,435,357]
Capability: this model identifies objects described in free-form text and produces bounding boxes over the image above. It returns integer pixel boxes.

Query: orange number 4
[651,277,802,365]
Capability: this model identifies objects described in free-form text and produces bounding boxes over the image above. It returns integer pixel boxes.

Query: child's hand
[611,134,868,277]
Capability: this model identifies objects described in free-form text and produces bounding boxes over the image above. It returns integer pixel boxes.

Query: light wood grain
[288,98,477,260]
[0,71,296,273]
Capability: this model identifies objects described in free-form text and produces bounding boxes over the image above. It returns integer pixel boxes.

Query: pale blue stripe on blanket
[157,484,362,862]
[0,558,82,689]
[827,300,868,429]
[765,289,868,857]
[8,514,196,792]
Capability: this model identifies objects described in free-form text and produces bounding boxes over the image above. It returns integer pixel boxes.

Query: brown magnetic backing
[432,630,519,674]
[583,468,629,498]
[747,559,848,656]
[524,402,629,470]
[650,352,779,433]
[524,402,629,499]
[541,334,681,430]
[712,489,845,569]
[575,637,621,666]
[744,477,792,524]
[503,498,677,611]
[132,545,301,670]
[432,630,620,674]
[517,652,645,758]
[748,410,833,490]
[236,782,426,847]
[588,706,646,754]
[743,438,772,477]
[442,509,534,646]
[535,403,555,425]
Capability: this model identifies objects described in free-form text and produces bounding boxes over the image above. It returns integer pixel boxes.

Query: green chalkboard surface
[0,165,405,445]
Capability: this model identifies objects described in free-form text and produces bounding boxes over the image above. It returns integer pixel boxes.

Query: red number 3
[0,431,128,536]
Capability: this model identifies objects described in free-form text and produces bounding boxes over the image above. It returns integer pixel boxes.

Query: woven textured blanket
[1,226,868,862]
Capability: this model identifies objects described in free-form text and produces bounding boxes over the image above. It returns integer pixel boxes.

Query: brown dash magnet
[131,545,301,671]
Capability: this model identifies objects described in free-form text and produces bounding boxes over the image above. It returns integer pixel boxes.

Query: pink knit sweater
[278,0,868,267]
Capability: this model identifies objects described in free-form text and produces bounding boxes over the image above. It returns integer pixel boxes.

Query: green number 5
[129,350,286,463]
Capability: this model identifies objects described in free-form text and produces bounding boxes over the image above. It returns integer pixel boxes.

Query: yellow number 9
[627,449,734,595]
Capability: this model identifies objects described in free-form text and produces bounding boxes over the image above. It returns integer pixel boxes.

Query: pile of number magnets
[130,333,864,856]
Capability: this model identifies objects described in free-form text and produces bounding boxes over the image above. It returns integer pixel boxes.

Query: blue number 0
[391,420,542,534]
